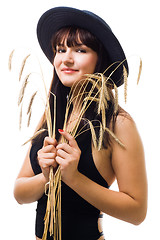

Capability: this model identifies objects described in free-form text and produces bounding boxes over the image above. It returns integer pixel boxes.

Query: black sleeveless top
[30,132,109,240]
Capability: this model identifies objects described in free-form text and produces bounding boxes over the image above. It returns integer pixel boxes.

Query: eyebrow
[57,43,84,47]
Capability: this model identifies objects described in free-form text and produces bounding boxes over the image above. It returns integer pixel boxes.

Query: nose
[62,49,74,65]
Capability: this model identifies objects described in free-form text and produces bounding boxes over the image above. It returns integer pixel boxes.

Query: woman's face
[53,40,98,88]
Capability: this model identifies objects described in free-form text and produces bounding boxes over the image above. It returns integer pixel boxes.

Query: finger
[56,148,68,159]
[42,144,57,153]
[56,142,72,154]
[43,137,57,147]
[58,129,78,148]
[55,156,63,166]
[38,152,56,160]
[39,158,57,169]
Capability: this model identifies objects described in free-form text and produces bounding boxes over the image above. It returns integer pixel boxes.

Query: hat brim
[37,7,128,87]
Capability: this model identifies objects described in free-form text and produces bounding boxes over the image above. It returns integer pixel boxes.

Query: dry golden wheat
[18,74,31,106]
[105,127,125,148]
[123,65,128,103]
[19,54,30,81]
[88,120,98,149]
[8,49,15,71]
[11,51,143,240]
[137,58,142,85]
[19,104,23,130]
[114,84,118,113]
[22,129,47,145]
[98,122,103,151]
[27,91,37,115]
[27,110,32,127]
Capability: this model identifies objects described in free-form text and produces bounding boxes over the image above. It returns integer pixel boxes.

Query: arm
[14,145,47,204]
[56,117,147,225]
[14,137,57,204]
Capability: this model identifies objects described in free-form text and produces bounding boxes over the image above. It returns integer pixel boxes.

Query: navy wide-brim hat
[37,6,129,87]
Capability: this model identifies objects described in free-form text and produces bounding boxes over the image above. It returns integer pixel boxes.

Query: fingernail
[58,129,64,133]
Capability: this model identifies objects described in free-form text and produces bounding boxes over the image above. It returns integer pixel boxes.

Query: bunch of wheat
[9,50,142,240]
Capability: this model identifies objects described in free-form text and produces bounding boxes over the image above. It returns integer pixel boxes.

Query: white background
[0,0,160,239]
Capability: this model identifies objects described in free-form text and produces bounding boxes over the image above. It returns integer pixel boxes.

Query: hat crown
[83,10,112,32]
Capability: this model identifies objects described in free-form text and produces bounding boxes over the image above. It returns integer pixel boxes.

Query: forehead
[60,35,82,46]
[53,27,86,47]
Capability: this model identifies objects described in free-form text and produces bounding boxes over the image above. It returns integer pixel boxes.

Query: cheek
[53,58,61,79]
[83,56,98,73]
[53,55,59,69]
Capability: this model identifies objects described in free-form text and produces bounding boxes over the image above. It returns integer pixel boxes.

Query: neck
[70,85,83,111]
[71,79,88,107]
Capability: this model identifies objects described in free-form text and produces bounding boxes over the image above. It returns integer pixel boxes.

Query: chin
[60,78,79,88]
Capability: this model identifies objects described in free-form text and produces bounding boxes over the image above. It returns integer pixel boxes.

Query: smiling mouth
[61,68,78,73]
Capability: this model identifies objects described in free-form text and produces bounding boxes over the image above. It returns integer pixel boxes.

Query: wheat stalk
[22,129,47,145]
[42,92,57,240]
[63,72,125,152]
[137,58,142,85]
[14,52,57,240]
[9,52,58,239]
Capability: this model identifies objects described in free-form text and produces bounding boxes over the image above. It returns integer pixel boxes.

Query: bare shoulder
[115,112,136,133]
[112,112,143,151]
[111,112,147,202]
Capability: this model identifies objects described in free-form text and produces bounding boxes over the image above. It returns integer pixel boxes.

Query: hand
[55,129,81,185]
[37,137,58,182]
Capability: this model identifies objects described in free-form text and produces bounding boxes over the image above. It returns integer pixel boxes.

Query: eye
[76,48,86,53]
[56,47,66,53]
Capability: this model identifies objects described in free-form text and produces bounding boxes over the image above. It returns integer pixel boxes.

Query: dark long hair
[35,27,120,147]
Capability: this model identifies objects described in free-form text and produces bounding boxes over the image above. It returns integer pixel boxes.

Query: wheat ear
[98,122,103,151]
[27,91,37,115]
[105,127,125,148]
[19,104,23,130]
[88,120,98,149]
[27,110,32,127]
[114,84,118,113]
[123,65,128,103]
[8,49,15,71]
[18,73,31,106]
[137,58,142,85]
[19,54,30,81]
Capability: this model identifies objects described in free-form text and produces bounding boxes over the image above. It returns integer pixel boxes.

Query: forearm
[14,173,47,204]
[68,172,146,225]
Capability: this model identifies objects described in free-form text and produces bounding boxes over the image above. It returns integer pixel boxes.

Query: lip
[61,68,78,73]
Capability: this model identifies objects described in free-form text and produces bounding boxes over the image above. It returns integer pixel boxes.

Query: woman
[14,7,148,240]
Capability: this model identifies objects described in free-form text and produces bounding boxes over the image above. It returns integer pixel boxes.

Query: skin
[14,40,148,240]
[54,41,98,88]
